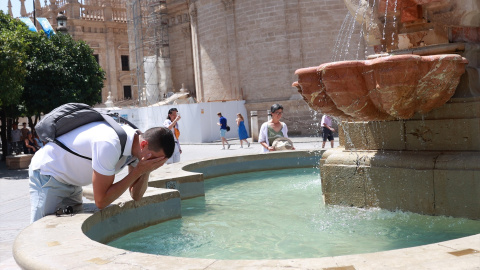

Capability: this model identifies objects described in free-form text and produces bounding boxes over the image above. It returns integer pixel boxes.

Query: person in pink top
[320,115,335,148]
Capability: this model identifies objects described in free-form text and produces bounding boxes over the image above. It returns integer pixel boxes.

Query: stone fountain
[293,0,480,219]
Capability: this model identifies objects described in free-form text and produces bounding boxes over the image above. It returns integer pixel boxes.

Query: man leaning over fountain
[28,124,175,223]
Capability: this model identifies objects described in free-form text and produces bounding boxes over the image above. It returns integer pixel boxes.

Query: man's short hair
[217,112,222,116]
[143,127,175,158]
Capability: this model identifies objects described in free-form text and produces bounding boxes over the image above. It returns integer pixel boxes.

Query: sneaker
[247,142,250,147]
[240,146,243,148]
[221,147,225,150]
[227,144,231,149]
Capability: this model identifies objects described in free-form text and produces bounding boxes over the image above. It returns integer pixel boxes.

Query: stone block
[321,150,375,207]
[321,149,444,216]
[434,169,480,219]
[433,152,480,219]
[367,167,435,215]
[322,163,367,207]
[5,154,33,170]
[341,121,405,150]
[405,118,480,151]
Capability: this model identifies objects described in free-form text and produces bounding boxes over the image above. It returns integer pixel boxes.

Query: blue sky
[1,0,35,18]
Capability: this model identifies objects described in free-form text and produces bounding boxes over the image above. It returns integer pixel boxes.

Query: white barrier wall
[97,101,249,143]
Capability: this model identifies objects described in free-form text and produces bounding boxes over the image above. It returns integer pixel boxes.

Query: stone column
[284,0,304,81]
[223,0,240,100]
[20,0,27,17]
[189,2,204,102]
[250,111,259,142]
[105,27,117,100]
[126,0,144,103]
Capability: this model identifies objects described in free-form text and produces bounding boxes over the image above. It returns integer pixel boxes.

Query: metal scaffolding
[127,0,170,106]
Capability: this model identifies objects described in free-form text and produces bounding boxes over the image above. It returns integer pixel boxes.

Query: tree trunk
[0,108,7,161]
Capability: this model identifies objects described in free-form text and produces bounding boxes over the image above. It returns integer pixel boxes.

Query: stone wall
[168,2,196,95]
[187,0,353,135]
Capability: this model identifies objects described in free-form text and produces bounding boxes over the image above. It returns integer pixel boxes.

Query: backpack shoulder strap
[54,114,128,160]
[101,114,127,158]
[53,139,93,160]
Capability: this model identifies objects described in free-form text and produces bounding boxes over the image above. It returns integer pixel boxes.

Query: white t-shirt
[30,121,137,186]
[321,115,332,128]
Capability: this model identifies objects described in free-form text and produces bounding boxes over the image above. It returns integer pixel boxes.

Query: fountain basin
[13,150,480,269]
[293,54,467,121]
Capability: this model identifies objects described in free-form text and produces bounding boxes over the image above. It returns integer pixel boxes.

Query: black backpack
[35,103,137,160]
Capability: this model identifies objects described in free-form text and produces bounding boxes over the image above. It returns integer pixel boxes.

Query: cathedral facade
[10,0,354,135]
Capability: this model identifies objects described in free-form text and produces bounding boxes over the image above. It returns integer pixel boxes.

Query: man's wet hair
[143,127,175,158]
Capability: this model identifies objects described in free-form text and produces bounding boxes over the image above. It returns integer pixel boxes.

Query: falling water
[391,0,398,46]
[332,13,354,61]
[381,0,391,52]
[343,0,362,61]
[355,19,366,60]
[364,0,377,57]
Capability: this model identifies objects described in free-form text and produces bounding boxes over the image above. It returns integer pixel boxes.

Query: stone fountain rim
[12,150,480,269]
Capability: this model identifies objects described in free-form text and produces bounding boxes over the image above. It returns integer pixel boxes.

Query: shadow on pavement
[0,161,29,180]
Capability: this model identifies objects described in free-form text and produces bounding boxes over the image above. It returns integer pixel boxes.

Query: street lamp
[56,11,68,33]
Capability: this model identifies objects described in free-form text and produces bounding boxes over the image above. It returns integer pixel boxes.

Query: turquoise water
[109,168,480,260]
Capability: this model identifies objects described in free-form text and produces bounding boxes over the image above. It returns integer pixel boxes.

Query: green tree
[0,10,30,160]
[23,32,105,121]
[0,10,105,160]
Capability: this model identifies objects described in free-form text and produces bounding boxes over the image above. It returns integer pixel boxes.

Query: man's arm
[92,155,167,209]
[128,165,149,200]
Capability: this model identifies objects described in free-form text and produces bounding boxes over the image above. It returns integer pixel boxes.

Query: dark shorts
[322,127,334,141]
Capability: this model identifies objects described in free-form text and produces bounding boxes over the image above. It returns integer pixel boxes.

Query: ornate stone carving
[182,26,191,39]
[293,54,468,121]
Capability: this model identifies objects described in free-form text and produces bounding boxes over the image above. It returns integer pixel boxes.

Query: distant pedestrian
[10,123,22,154]
[163,108,182,164]
[236,113,250,148]
[321,114,335,148]
[20,122,29,141]
[217,112,230,150]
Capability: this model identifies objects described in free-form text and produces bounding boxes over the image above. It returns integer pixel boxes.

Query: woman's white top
[258,121,288,153]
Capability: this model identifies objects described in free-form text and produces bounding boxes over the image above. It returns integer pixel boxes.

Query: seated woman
[258,104,295,152]
[24,132,39,154]
[33,130,44,148]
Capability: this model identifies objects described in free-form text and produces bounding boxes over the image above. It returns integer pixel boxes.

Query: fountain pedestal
[320,97,480,219]
[293,0,480,220]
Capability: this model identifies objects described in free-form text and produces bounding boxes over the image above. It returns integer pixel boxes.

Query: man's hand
[92,155,168,209]
[134,154,168,175]
[129,154,168,200]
